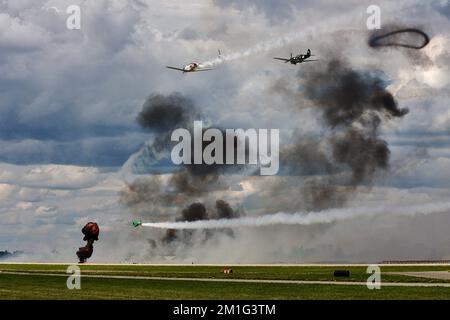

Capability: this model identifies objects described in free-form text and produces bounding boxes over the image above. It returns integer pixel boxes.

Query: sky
[1,0,450,263]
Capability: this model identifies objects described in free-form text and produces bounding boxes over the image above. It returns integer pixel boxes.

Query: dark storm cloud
[0,79,147,167]
[0,135,145,167]
[0,2,154,167]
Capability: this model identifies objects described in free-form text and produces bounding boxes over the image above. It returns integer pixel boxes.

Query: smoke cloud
[200,6,363,68]
[136,93,199,132]
[272,58,409,211]
[142,201,450,230]
[122,57,410,253]
[161,200,242,244]
[307,60,408,184]
[121,93,248,247]
[121,25,417,261]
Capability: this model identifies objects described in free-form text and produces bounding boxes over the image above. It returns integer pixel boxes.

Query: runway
[2,271,450,288]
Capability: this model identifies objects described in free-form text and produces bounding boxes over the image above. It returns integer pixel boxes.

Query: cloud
[0,163,105,190]
[1,0,450,263]
[0,12,50,52]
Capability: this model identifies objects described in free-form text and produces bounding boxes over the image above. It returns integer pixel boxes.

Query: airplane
[273,49,318,65]
[166,63,214,73]
[132,220,142,228]
[166,50,221,73]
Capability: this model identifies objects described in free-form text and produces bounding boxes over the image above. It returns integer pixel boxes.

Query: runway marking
[2,271,450,288]
[386,271,450,281]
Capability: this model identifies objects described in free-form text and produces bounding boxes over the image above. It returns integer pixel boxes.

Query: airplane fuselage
[290,54,309,64]
[167,57,215,73]
[183,63,199,72]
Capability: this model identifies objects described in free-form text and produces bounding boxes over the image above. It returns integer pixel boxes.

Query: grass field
[1,263,450,299]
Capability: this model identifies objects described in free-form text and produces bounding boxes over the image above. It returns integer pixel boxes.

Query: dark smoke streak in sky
[369,28,430,49]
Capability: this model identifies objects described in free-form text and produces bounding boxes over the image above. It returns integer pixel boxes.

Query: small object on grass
[333,270,350,277]
[222,268,233,274]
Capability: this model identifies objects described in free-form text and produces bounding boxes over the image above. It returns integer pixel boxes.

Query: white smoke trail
[201,33,308,68]
[200,6,363,68]
[142,201,450,229]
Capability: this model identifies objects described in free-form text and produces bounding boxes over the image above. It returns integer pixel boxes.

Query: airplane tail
[307,49,311,57]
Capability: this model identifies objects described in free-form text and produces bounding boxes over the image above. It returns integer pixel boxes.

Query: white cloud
[0,12,50,51]
[0,163,105,190]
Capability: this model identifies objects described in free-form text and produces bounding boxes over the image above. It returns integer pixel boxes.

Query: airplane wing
[193,68,214,72]
[166,66,185,71]
[273,57,290,62]
[302,59,318,62]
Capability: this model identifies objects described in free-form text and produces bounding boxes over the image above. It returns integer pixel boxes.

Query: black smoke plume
[137,93,198,132]
[122,93,251,213]
[163,202,207,244]
[131,93,199,175]
[121,93,246,249]
[215,199,240,219]
[302,59,408,184]
[302,60,408,128]
[180,202,208,221]
[277,58,408,210]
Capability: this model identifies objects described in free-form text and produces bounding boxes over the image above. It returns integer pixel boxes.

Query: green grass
[1,263,450,299]
[0,273,449,300]
[1,264,449,283]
